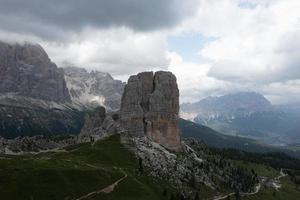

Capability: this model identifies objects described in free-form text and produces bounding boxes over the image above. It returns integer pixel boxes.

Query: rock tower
[120,71,181,151]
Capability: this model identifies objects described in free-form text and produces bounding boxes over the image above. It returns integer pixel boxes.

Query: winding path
[277,169,288,180]
[214,169,287,200]
[76,173,128,200]
[213,183,261,200]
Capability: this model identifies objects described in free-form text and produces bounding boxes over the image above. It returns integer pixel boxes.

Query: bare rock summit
[0,42,70,102]
[120,71,181,151]
[63,66,125,110]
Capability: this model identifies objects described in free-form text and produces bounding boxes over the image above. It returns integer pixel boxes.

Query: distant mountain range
[181,92,300,145]
[180,119,300,159]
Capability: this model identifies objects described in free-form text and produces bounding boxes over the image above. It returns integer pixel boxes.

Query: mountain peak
[0,41,71,103]
[215,92,272,110]
[182,92,272,114]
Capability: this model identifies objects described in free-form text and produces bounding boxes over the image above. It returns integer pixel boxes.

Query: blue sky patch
[167,33,215,63]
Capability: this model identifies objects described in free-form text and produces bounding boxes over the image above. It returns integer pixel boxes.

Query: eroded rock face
[63,66,125,110]
[120,71,181,151]
[79,106,121,142]
[0,42,70,102]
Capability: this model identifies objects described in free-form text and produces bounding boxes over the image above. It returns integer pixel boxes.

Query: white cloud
[170,0,300,104]
[42,27,169,75]
[0,0,299,104]
[189,0,300,83]
[262,80,300,104]
[167,52,232,103]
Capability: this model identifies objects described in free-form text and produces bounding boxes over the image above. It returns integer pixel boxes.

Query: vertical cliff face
[0,42,70,103]
[120,71,181,151]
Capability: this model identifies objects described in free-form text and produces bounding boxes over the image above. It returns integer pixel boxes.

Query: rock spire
[120,71,181,151]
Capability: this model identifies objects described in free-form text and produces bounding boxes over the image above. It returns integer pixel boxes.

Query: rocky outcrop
[80,107,107,135]
[0,42,70,103]
[79,106,121,142]
[63,66,125,110]
[120,71,181,151]
[0,135,77,154]
[121,134,258,195]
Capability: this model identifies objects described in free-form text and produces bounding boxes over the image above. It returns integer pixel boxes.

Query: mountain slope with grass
[0,133,263,200]
[0,135,176,200]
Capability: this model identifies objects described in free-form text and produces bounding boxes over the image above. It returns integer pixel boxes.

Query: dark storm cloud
[0,0,197,40]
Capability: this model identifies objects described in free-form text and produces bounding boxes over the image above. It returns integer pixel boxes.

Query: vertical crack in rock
[120,71,181,151]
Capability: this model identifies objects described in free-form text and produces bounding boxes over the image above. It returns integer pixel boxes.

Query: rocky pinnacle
[120,71,181,151]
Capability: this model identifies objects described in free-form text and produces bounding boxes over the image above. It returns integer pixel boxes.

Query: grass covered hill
[0,135,176,200]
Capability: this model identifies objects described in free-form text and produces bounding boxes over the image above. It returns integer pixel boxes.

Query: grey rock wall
[0,42,70,102]
[120,71,181,151]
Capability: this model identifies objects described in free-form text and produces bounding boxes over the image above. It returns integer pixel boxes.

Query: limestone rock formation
[120,71,181,151]
[0,42,70,102]
[80,107,106,137]
[79,106,121,142]
[63,66,125,110]
[123,135,258,194]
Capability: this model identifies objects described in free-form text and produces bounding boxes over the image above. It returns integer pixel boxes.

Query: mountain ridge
[0,41,71,103]
[181,92,300,145]
[63,66,125,110]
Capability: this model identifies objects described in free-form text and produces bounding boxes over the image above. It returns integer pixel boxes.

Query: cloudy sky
[1,0,300,104]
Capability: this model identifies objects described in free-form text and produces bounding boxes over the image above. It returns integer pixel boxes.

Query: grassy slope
[0,135,175,200]
[0,133,298,199]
